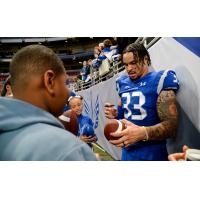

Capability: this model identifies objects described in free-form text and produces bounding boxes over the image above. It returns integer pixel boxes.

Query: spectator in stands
[94,46,100,57]
[87,59,93,71]
[1,76,13,97]
[0,44,96,161]
[68,95,97,148]
[99,43,104,51]
[104,43,180,161]
[103,39,112,53]
[87,59,94,81]
[80,61,90,82]
[110,39,119,54]
[92,46,106,69]
[102,39,119,62]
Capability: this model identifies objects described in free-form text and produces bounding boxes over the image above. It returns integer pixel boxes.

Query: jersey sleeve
[157,70,180,94]
[115,74,127,95]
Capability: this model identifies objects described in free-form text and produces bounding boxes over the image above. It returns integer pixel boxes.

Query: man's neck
[13,90,48,114]
[141,65,149,77]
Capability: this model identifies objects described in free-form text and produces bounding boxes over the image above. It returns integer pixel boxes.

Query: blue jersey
[116,70,179,161]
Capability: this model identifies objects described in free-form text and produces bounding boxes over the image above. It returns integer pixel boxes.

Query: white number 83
[122,91,147,120]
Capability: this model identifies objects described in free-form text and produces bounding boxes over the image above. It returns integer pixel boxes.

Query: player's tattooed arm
[146,90,178,140]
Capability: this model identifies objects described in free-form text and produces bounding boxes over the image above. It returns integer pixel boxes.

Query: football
[58,110,79,135]
[104,119,126,141]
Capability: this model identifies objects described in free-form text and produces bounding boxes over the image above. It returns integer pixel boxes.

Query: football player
[104,43,179,161]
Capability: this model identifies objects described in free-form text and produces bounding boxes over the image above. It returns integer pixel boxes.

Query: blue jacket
[0,97,96,161]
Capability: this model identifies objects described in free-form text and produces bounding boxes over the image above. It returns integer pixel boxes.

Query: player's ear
[43,70,56,96]
[143,55,149,66]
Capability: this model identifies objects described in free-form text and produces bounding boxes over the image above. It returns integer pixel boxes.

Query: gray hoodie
[0,97,96,161]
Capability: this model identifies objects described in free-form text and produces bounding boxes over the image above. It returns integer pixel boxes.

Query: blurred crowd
[77,38,121,85]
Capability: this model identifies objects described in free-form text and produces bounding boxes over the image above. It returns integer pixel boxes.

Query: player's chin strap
[91,142,116,161]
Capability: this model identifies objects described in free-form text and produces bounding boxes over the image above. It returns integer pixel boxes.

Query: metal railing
[73,60,124,91]
[73,37,161,92]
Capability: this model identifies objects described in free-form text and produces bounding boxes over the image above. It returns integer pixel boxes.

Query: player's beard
[129,62,147,81]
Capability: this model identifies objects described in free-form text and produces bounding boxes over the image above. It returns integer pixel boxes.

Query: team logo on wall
[94,95,99,129]
[83,99,90,116]
[83,95,99,129]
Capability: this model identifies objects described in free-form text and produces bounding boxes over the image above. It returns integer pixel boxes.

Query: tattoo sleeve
[146,90,178,140]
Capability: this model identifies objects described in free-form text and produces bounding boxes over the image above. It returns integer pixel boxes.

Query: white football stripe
[116,120,123,132]
[58,115,70,122]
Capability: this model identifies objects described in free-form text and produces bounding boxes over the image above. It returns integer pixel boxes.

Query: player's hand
[109,119,146,148]
[104,103,117,119]
[168,145,189,161]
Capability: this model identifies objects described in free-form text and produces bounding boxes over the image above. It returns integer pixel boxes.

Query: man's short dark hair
[9,45,65,88]
[123,43,151,66]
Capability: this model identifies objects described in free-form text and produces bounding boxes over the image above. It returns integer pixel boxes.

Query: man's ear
[43,70,56,96]
[143,55,149,66]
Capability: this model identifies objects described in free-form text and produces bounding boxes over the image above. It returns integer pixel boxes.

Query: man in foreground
[0,45,96,161]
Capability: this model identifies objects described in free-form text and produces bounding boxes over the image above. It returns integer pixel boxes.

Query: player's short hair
[122,43,151,66]
[9,44,65,89]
